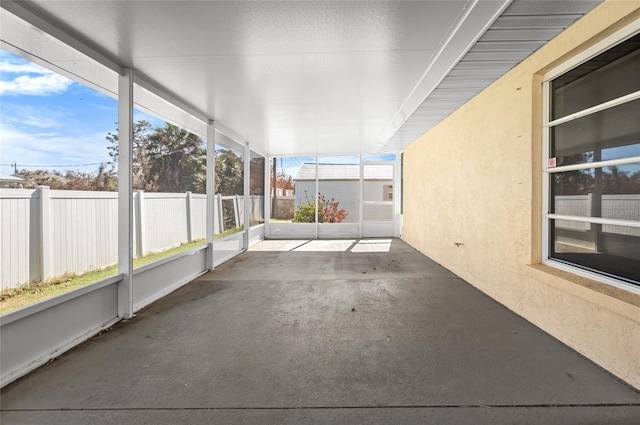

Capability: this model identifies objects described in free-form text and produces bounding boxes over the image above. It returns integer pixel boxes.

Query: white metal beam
[118,68,134,319]
[243,142,251,250]
[0,0,123,74]
[206,120,216,271]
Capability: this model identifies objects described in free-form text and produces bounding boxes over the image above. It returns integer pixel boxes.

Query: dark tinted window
[551,33,640,120]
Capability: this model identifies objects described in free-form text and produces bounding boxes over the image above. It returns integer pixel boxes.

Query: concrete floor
[1,238,639,424]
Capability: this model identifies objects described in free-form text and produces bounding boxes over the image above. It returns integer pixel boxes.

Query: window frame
[383,185,394,201]
[542,21,640,295]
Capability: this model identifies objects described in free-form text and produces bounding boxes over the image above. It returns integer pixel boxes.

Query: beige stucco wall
[403,1,640,389]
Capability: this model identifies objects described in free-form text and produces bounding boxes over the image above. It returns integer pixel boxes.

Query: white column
[186,191,193,242]
[359,155,364,238]
[243,142,251,249]
[205,120,215,270]
[118,68,134,319]
[394,153,403,238]
[264,156,271,238]
[314,155,319,239]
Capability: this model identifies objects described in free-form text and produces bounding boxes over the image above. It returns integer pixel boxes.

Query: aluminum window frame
[542,21,640,294]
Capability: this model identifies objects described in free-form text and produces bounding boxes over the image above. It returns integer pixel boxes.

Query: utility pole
[12,162,18,174]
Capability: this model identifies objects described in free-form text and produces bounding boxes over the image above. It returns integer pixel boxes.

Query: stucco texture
[402,1,640,389]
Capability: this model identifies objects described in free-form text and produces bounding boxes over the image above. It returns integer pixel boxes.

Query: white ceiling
[0,1,601,156]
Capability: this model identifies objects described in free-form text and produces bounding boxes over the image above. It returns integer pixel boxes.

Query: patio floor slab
[2,238,639,424]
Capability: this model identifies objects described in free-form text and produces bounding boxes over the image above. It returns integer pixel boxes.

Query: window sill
[529,262,640,308]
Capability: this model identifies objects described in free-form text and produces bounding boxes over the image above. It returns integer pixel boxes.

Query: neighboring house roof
[295,163,393,181]
[0,173,25,182]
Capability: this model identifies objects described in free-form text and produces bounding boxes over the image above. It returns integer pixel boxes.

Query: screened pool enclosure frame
[0,5,401,387]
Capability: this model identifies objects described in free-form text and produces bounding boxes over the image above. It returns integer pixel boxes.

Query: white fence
[1,187,263,290]
[555,194,640,235]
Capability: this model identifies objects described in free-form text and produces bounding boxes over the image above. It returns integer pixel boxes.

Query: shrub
[293,191,347,223]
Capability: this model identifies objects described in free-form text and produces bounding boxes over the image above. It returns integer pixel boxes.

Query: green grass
[133,239,206,268]
[0,229,254,315]
[215,227,244,239]
[0,239,207,314]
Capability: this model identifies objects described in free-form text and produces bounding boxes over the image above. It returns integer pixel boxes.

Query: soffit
[383,0,603,151]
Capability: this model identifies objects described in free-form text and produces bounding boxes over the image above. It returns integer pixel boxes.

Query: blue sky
[0,49,162,175]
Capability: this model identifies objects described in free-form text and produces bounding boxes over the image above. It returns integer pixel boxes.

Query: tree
[107,121,206,193]
[213,148,243,230]
[274,170,295,191]
[603,166,640,194]
[91,164,118,191]
[249,156,265,195]
[215,148,243,195]
[144,123,206,193]
[106,120,154,190]
[16,166,117,191]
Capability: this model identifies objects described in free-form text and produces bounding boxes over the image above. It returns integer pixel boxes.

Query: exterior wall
[295,180,357,223]
[403,1,640,389]
[296,179,393,223]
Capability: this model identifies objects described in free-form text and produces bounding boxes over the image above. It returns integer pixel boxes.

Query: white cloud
[0,123,112,171]
[0,55,75,96]
[1,103,71,129]
[0,73,74,96]
[0,60,50,74]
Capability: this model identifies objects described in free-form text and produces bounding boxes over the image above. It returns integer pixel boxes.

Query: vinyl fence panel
[0,189,34,291]
[49,190,118,277]
[142,193,190,254]
[191,195,207,240]
[1,189,261,289]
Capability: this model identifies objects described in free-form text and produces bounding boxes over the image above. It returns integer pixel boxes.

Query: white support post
[186,191,193,242]
[234,195,241,229]
[359,155,364,239]
[205,121,215,270]
[217,194,224,234]
[118,68,134,319]
[37,185,52,282]
[314,155,319,239]
[243,142,251,249]
[394,153,403,238]
[264,156,271,238]
[135,190,145,257]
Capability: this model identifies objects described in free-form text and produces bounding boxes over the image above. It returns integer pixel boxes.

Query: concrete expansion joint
[3,403,640,412]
